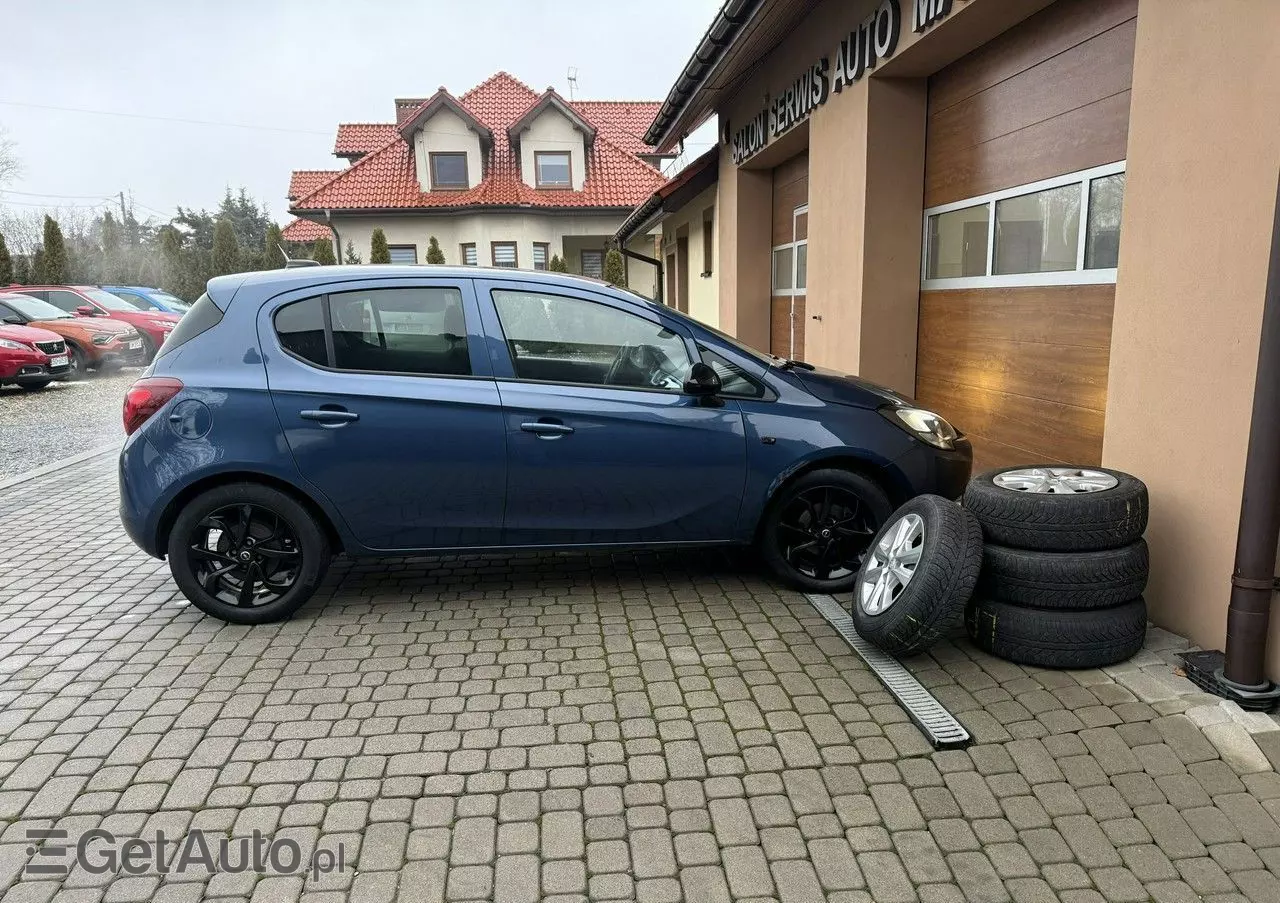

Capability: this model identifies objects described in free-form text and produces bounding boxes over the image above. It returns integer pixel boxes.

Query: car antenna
[278,243,320,268]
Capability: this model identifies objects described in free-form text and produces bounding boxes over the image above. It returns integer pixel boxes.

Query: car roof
[209,265,650,311]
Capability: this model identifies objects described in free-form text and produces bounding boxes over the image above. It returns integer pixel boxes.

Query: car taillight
[123,377,183,436]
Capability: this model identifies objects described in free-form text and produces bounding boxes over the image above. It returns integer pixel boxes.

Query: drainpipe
[619,245,664,305]
[324,210,342,263]
[1221,174,1280,695]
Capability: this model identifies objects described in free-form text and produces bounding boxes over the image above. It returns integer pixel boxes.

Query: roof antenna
[566,67,579,101]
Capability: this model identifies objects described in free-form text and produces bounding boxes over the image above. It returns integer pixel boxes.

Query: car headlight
[92,333,115,345]
[0,338,30,351]
[884,405,959,450]
[148,320,173,329]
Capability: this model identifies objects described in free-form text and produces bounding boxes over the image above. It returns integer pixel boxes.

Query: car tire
[977,540,1148,610]
[66,345,89,381]
[139,333,157,363]
[759,468,895,594]
[167,482,331,625]
[965,596,1147,669]
[851,495,984,657]
[18,380,52,392]
[963,466,1148,552]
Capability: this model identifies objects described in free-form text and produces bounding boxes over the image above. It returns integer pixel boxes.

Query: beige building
[643,0,1280,674]
[283,72,668,293]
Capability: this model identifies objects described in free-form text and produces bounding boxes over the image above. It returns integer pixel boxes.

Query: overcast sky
[1,0,722,226]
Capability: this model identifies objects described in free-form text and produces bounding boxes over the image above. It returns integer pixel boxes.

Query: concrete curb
[0,444,120,492]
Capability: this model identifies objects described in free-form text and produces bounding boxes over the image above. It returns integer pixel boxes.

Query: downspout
[1220,174,1280,697]
[619,244,664,306]
[324,210,342,263]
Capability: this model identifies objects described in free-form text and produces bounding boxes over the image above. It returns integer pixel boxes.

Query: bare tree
[0,128,19,190]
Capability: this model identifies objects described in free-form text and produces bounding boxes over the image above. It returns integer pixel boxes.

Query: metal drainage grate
[805,593,971,750]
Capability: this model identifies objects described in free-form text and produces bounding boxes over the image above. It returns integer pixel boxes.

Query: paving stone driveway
[2,453,1280,903]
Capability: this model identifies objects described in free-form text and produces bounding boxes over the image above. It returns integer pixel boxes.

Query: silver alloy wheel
[992,467,1119,494]
[857,512,925,616]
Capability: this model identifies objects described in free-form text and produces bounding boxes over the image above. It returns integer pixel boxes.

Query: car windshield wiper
[771,356,815,371]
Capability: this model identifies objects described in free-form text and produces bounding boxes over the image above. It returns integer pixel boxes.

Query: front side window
[461,243,478,266]
[492,242,518,268]
[492,288,692,391]
[430,152,469,189]
[388,245,418,265]
[110,290,156,310]
[535,151,571,188]
[580,250,603,279]
[274,288,470,376]
[45,290,89,313]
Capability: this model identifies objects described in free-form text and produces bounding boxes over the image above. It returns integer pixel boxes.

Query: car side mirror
[75,305,97,317]
[683,361,722,397]
[2,316,20,325]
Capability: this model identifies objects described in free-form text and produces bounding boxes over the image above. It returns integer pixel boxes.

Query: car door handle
[520,421,574,437]
[300,409,359,424]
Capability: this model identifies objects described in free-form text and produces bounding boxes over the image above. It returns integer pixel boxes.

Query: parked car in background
[0,292,143,378]
[101,285,191,316]
[0,321,70,391]
[13,285,180,362]
[119,266,971,624]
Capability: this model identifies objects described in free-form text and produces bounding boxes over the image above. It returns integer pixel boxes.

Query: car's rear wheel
[759,468,894,593]
[167,483,331,624]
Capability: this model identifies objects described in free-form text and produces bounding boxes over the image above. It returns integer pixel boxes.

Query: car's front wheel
[759,468,894,593]
[167,483,331,624]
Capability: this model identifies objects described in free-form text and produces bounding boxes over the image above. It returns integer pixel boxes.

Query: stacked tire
[962,467,1150,669]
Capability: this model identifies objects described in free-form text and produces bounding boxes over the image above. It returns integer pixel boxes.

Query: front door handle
[300,409,359,425]
[521,421,574,438]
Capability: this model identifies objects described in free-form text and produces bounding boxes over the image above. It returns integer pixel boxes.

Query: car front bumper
[888,436,974,502]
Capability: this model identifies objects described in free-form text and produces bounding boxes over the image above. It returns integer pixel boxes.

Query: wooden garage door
[771,152,808,359]
[916,0,1137,470]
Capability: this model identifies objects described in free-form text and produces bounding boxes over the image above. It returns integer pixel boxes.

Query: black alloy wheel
[188,503,302,608]
[761,468,894,593]
[167,483,331,624]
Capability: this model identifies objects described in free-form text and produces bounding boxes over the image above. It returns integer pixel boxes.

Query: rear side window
[156,294,223,359]
[274,287,470,377]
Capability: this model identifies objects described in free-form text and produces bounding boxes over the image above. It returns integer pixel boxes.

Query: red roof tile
[282,218,332,243]
[333,123,398,157]
[294,72,667,213]
[288,170,341,200]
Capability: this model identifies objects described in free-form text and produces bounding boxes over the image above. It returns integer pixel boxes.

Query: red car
[0,321,71,391]
[14,285,181,362]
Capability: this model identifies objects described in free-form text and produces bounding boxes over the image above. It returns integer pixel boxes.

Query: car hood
[792,366,914,410]
[111,310,180,325]
[30,317,135,337]
[0,323,62,344]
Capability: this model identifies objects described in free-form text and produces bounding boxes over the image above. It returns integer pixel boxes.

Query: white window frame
[772,204,809,297]
[921,161,1125,290]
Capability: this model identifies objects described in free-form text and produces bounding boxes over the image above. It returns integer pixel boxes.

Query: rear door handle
[300,409,359,424]
[520,421,574,437]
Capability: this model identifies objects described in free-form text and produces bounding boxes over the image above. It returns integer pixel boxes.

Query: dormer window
[430,152,469,190]
[535,151,572,188]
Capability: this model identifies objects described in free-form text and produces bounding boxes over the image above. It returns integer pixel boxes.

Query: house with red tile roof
[283,71,671,289]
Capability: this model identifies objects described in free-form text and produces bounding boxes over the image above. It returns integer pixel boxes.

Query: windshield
[81,288,140,311]
[0,294,73,320]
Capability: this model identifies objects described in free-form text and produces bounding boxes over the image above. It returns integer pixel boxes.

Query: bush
[370,228,390,264]
[12,253,29,284]
[603,248,626,288]
[548,254,567,273]
[312,238,336,265]
[0,232,10,285]
[426,236,445,264]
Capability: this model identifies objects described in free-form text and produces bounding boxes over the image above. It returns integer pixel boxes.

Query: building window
[532,243,550,271]
[388,245,418,265]
[922,161,1126,289]
[702,207,714,275]
[771,246,794,294]
[461,243,478,266]
[580,249,603,279]
[535,151,572,188]
[274,288,470,377]
[492,242,518,268]
[429,152,469,190]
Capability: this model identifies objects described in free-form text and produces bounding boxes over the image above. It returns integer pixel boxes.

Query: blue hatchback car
[119,266,971,623]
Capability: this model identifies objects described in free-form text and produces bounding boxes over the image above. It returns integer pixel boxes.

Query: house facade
[642,0,1280,674]
[283,72,669,291]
